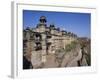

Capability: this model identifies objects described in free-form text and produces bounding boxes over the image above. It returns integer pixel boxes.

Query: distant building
[23,16,77,64]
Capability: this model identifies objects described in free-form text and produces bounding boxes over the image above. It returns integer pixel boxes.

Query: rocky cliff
[23,38,91,69]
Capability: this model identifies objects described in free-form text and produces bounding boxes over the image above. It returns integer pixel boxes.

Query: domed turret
[36,16,47,28]
[39,16,47,23]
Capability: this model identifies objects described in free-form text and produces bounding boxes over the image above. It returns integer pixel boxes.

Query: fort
[23,16,78,69]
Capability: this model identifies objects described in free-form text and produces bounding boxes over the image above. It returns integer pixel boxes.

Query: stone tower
[38,16,47,63]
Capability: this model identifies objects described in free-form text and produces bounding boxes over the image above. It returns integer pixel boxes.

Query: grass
[65,41,78,52]
[55,40,78,55]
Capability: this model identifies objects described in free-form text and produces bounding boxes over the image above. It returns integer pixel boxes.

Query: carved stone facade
[23,16,77,68]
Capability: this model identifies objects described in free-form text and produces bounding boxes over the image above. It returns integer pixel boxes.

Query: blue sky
[23,10,91,38]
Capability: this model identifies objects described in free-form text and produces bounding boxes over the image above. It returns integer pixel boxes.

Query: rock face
[31,51,43,68]
[78,37,91,66]
[59,44,82,67]
[23,39,90,69]
[66,48,82,67]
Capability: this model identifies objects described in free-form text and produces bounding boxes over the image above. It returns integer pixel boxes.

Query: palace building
[23,16,77,67]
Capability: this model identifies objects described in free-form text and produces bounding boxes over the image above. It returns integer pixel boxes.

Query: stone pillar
[41,33,47,63]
